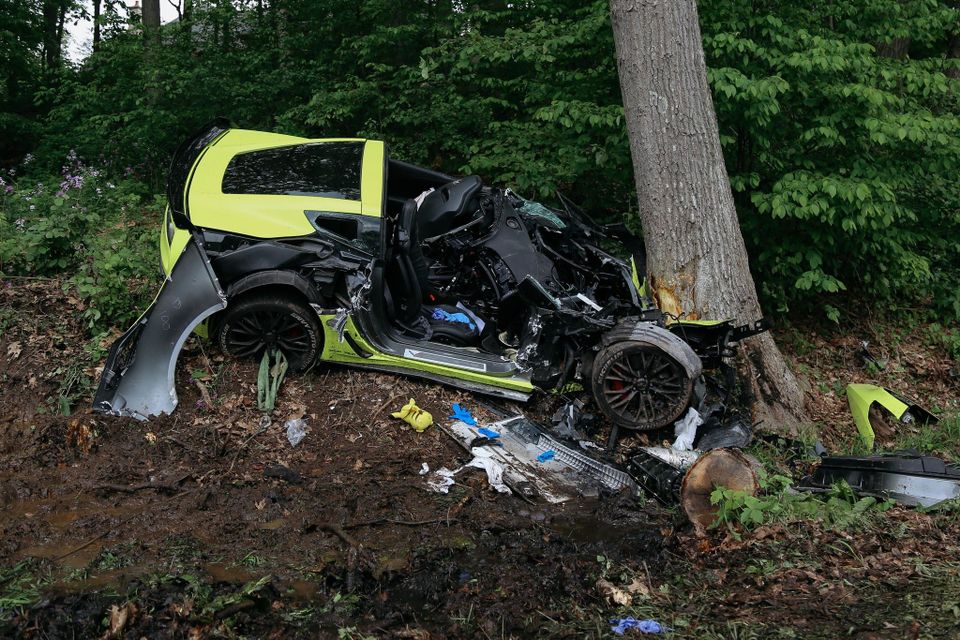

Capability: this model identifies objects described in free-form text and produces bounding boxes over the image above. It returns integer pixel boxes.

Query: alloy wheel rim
[224,310,312,360]
[602,346,688,427]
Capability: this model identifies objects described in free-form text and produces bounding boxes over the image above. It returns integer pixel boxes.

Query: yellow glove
[391,398,433,433]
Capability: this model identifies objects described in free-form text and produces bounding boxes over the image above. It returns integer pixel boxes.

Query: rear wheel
[592,340,694,431]
[217,293,322,372]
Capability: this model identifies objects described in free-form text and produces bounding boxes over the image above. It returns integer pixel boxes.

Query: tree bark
[609,0,808,432]
[948,2,960,80]
[93,0,102,49]
[41,0,61,69]
[876,37,911,59]
[142,0,161,44]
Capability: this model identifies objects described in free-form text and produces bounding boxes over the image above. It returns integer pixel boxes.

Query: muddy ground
[2,279,960,639]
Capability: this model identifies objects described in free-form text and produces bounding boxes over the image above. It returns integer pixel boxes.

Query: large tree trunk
[609,0,808,432]
[142,0,161,44]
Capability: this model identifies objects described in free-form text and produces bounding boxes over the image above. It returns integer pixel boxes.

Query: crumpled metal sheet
[442,416,637,502]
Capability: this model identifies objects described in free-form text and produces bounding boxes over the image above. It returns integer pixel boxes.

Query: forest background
[1,0,958,336]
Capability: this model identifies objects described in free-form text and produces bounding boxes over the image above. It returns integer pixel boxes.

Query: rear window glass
[221,142,363,199]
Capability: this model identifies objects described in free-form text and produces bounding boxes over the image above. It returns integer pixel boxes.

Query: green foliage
[68,204,157,330]
[0,156,157,331]
[1,0,959,323]
[926,323,960,361]
[896,413,960,461]
[0,561,43,619]
[700,1,960,318]
[710,471,894,534]
[257,349,288,412]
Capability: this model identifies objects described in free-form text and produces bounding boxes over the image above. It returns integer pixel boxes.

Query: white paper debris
[425,448,511,494]
[427,467,456,493]
[672,407,702,451]
[413,188,435,209]
[419,462,430,476]
[462,447,511,494]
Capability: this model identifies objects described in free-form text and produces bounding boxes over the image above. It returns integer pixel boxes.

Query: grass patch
[896,413,960,462]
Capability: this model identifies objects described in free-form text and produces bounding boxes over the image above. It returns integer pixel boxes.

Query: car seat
[415,175,483,239]
[385,199,486,347]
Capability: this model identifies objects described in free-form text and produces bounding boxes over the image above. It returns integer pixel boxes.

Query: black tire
[217,293,322,372]
[591,340,694,431]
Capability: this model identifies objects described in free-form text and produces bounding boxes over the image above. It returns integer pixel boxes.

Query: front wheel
[591,340,695,431]
[217,293,322,372]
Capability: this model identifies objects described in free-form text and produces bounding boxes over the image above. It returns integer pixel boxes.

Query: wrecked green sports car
[93,120,767,429]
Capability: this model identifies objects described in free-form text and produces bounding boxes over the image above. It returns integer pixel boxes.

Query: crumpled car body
[94,119,767,428]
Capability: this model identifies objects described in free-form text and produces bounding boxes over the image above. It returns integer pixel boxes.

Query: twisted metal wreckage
[92,121,960,512]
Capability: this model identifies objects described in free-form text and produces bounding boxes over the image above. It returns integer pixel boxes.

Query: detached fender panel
[93,236,227,419]
[846,383,938,450]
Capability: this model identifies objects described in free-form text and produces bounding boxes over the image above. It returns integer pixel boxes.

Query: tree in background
[610,0,807,429]
[2,0,959,326]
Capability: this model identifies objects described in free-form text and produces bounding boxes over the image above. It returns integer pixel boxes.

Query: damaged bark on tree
[609,0,808,432]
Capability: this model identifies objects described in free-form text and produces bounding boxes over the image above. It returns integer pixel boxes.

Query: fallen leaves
[102,602,138,639]
[596,576,651,606]
[66,418,97,454]
[7,341,21,359]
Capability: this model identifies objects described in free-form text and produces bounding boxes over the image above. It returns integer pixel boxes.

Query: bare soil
[2,279,959,639]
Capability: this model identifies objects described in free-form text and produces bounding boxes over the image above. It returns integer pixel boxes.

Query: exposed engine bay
[383,176,658,388]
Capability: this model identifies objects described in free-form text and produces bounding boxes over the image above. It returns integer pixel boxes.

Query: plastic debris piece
[477,427,500,439]
[672,407,702,451]
[550,399,596,441]
[419,462,430,475]
[391,398,433,432]
[797,453,960,507]
[695,417,752,450]
[610,618,669,635]
[537,450,556,463]
[285,418,307,447]
[449,403,477,425]
[469,436,500,448]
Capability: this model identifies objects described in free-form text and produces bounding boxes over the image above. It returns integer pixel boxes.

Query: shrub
[1,154,161,332]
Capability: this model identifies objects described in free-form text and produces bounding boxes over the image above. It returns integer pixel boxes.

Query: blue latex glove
[449,403,477,425]
[431,308,476,331]
[610,618,669,635]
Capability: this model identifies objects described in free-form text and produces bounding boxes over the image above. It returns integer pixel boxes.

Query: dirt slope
[2,278,959,639]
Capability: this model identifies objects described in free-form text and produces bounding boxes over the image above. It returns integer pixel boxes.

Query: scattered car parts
[798,454,960,507]
[846,383,938,449]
